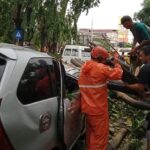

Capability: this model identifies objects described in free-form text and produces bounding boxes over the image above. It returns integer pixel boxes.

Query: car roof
[0,43,50,60]
[65,45,89,49]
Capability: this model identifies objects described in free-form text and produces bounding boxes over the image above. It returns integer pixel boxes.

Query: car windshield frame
[0,57,6,82]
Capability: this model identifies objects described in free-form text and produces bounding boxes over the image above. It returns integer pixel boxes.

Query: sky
[77,0,144,30]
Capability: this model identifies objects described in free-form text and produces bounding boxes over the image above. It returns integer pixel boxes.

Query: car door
[62,72,84,150]
[0,57,62,150]
[50,61,84,150]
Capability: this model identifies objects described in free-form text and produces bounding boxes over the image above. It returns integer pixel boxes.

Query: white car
[62,45,91,63]
[0,43,84,150]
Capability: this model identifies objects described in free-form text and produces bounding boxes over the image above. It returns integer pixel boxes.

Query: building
[78,28,118,46]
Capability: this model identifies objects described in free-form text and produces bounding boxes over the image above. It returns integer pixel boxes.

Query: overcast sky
[77,0,144,30]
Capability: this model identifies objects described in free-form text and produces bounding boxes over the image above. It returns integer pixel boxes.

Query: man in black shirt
[138,63,150,89]
[125,46,150,149]
[125,46,150,93]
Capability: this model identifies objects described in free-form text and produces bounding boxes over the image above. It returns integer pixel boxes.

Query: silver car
[0,43,84,150]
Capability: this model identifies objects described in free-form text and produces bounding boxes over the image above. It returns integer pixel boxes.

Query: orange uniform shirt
[78,60,123,115]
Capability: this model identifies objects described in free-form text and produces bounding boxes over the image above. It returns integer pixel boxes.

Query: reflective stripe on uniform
[79,83,106,88]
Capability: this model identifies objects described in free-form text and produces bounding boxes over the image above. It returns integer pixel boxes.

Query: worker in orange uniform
[78,46,123,150]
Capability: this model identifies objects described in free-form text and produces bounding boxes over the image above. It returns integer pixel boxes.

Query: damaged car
[0,43,84,150]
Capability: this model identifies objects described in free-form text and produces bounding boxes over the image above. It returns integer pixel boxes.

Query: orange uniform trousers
[85,114,109,150]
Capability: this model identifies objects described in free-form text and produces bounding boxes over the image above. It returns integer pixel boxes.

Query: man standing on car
[78,46,123,150]
[121,15,150,72]
[121,15,150,54]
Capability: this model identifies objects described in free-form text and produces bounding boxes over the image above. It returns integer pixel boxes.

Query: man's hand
[68,99,81,113]
[130,48,137,56]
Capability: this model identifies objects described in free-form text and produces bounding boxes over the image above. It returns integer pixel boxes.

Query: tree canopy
[0,0,100,51]
[135,0,150,26]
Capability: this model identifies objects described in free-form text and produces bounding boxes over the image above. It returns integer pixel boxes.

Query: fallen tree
[65,58,150,149]
[70,58,83,68]
[114,91,150,110]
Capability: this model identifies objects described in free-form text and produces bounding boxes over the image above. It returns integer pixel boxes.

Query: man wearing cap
[78,46,123,150]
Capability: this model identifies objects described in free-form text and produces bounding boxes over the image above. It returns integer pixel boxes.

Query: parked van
[62,45,91,63]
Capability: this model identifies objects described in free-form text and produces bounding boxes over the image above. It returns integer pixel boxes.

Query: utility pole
[91,17,93,42]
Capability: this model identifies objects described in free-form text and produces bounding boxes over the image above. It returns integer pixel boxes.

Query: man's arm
[125,83,145,93]
[131,38,138,54]
[103,62,123,80]
[132,38,137,49]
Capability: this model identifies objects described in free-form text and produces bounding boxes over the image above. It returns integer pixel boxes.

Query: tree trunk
[115,91,150,110]
[108,128,128,150]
